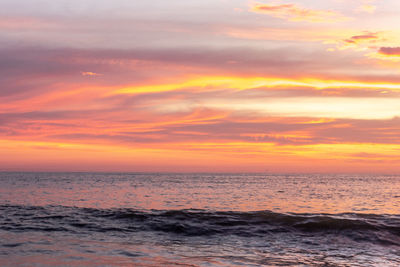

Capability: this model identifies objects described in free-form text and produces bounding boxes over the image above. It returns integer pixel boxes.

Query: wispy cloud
[344,32,381,45]
[250,2,348,23]
[357,4,376,13]
[81,71,102,77]
[335,31,384,52]
[356,0,377,13]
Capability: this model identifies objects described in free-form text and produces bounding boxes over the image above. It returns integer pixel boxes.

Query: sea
[0,172,399,266]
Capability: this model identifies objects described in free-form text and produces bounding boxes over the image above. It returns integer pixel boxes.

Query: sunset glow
[2,0,400,173]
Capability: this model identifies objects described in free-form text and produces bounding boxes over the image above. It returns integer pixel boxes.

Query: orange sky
[1,0,400,172]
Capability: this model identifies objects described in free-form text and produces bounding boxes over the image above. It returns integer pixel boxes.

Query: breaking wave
[1,205,399,246]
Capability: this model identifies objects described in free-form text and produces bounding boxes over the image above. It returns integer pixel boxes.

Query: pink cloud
[344,32,380,44]
[378,47,400,56]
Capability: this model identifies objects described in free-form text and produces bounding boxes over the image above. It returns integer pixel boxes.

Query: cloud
[357,4,376,13]
[355,0,377,14]
[335,31,385,52]
[3,45,391,102]
[3,103,400,148]
[378,47,400,56]
[329,31,400,64]
[368,47,400,62]
[81,71,102,77]
[250,2,348,23]
[333,31,397,61]
[344,32,380,44]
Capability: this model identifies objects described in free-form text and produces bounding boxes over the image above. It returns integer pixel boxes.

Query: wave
[1,205,400,246]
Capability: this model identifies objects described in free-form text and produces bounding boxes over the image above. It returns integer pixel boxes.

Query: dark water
[1,173,400,266]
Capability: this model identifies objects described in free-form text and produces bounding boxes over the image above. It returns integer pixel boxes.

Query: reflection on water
[0,172,399,213]
[0,172,400,266]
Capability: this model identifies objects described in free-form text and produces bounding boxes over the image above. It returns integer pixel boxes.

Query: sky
[1,0,400,173]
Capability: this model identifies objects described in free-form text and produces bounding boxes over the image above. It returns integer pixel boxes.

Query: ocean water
[0,172,400,266]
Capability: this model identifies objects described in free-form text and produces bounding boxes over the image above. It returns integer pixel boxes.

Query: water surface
[1,172,399,266]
